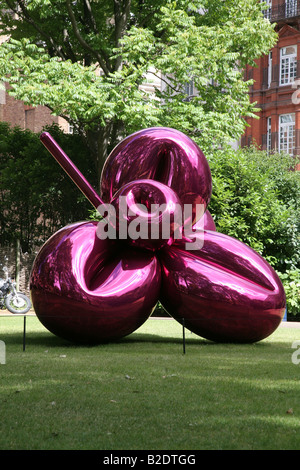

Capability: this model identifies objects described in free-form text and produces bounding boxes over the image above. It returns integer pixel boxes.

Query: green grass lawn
[1,315,300,450]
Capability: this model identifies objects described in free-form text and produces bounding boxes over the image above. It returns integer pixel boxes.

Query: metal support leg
[182,318,186,355]
[23,315,26,352]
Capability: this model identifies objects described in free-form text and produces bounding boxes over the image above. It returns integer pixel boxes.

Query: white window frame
[279,113,295,156]
[280,45,297,86]
[268,51,272,88]
[184,79,194,98]
[267,117,272,153]
[263,0,272,20]
[286,0,297,18]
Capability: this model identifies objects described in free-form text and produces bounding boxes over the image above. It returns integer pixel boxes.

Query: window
[280,46,297,85]
[184,79,194,98]
[279,114,295,155]
[268,51,272,88]
[0,82,6,105]
[286,0,297,18]
[267,117,272,153]
[263,0,272,20]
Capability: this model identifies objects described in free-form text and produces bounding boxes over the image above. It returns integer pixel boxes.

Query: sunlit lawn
[1,315,300,450]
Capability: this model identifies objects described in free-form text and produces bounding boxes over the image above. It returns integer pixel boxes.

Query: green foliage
[208,147,300,268]
[118,0,277,150]
[278,270,300,316]
[207,146,300,313]
[0,0,277,173]
[0,123,96,252]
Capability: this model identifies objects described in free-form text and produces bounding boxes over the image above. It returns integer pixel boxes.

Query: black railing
[264,2,300,22]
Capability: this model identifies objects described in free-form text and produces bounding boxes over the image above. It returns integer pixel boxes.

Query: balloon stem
[40,132,103,210]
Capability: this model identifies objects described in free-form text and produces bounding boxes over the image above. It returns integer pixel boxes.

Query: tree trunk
[85,120,124,193]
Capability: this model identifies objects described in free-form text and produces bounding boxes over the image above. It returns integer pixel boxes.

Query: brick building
[0,81,71,133]
[243,0,300,169]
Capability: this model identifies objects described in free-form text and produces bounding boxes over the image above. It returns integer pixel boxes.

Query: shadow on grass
[2,328,287,354]
[2,330,207,348]
[2,315,295,354]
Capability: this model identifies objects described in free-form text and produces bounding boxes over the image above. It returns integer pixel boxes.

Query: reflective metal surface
[196,210,216,232]
[110,178,183,251]
[30,221,161,343]
[100,127,212,225]
[160,231,286,343]
[40,132,103,210]
[31,127,286,344]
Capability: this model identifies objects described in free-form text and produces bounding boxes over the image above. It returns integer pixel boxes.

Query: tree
[0,0,277,183]
[0,122,95,252]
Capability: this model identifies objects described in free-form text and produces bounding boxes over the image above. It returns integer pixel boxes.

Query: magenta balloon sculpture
[197,210,216,232]
[30,128,286,344]
[100,127,212,227]
[30,221,161,343]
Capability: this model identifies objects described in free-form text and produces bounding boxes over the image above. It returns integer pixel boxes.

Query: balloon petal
[100,127,212,225]
[159,231,286,343]
[110,178,183,251]
[30,222,161,343]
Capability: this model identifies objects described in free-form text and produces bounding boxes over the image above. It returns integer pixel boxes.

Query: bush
[278,269,300,316]
[207,146,300,314]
